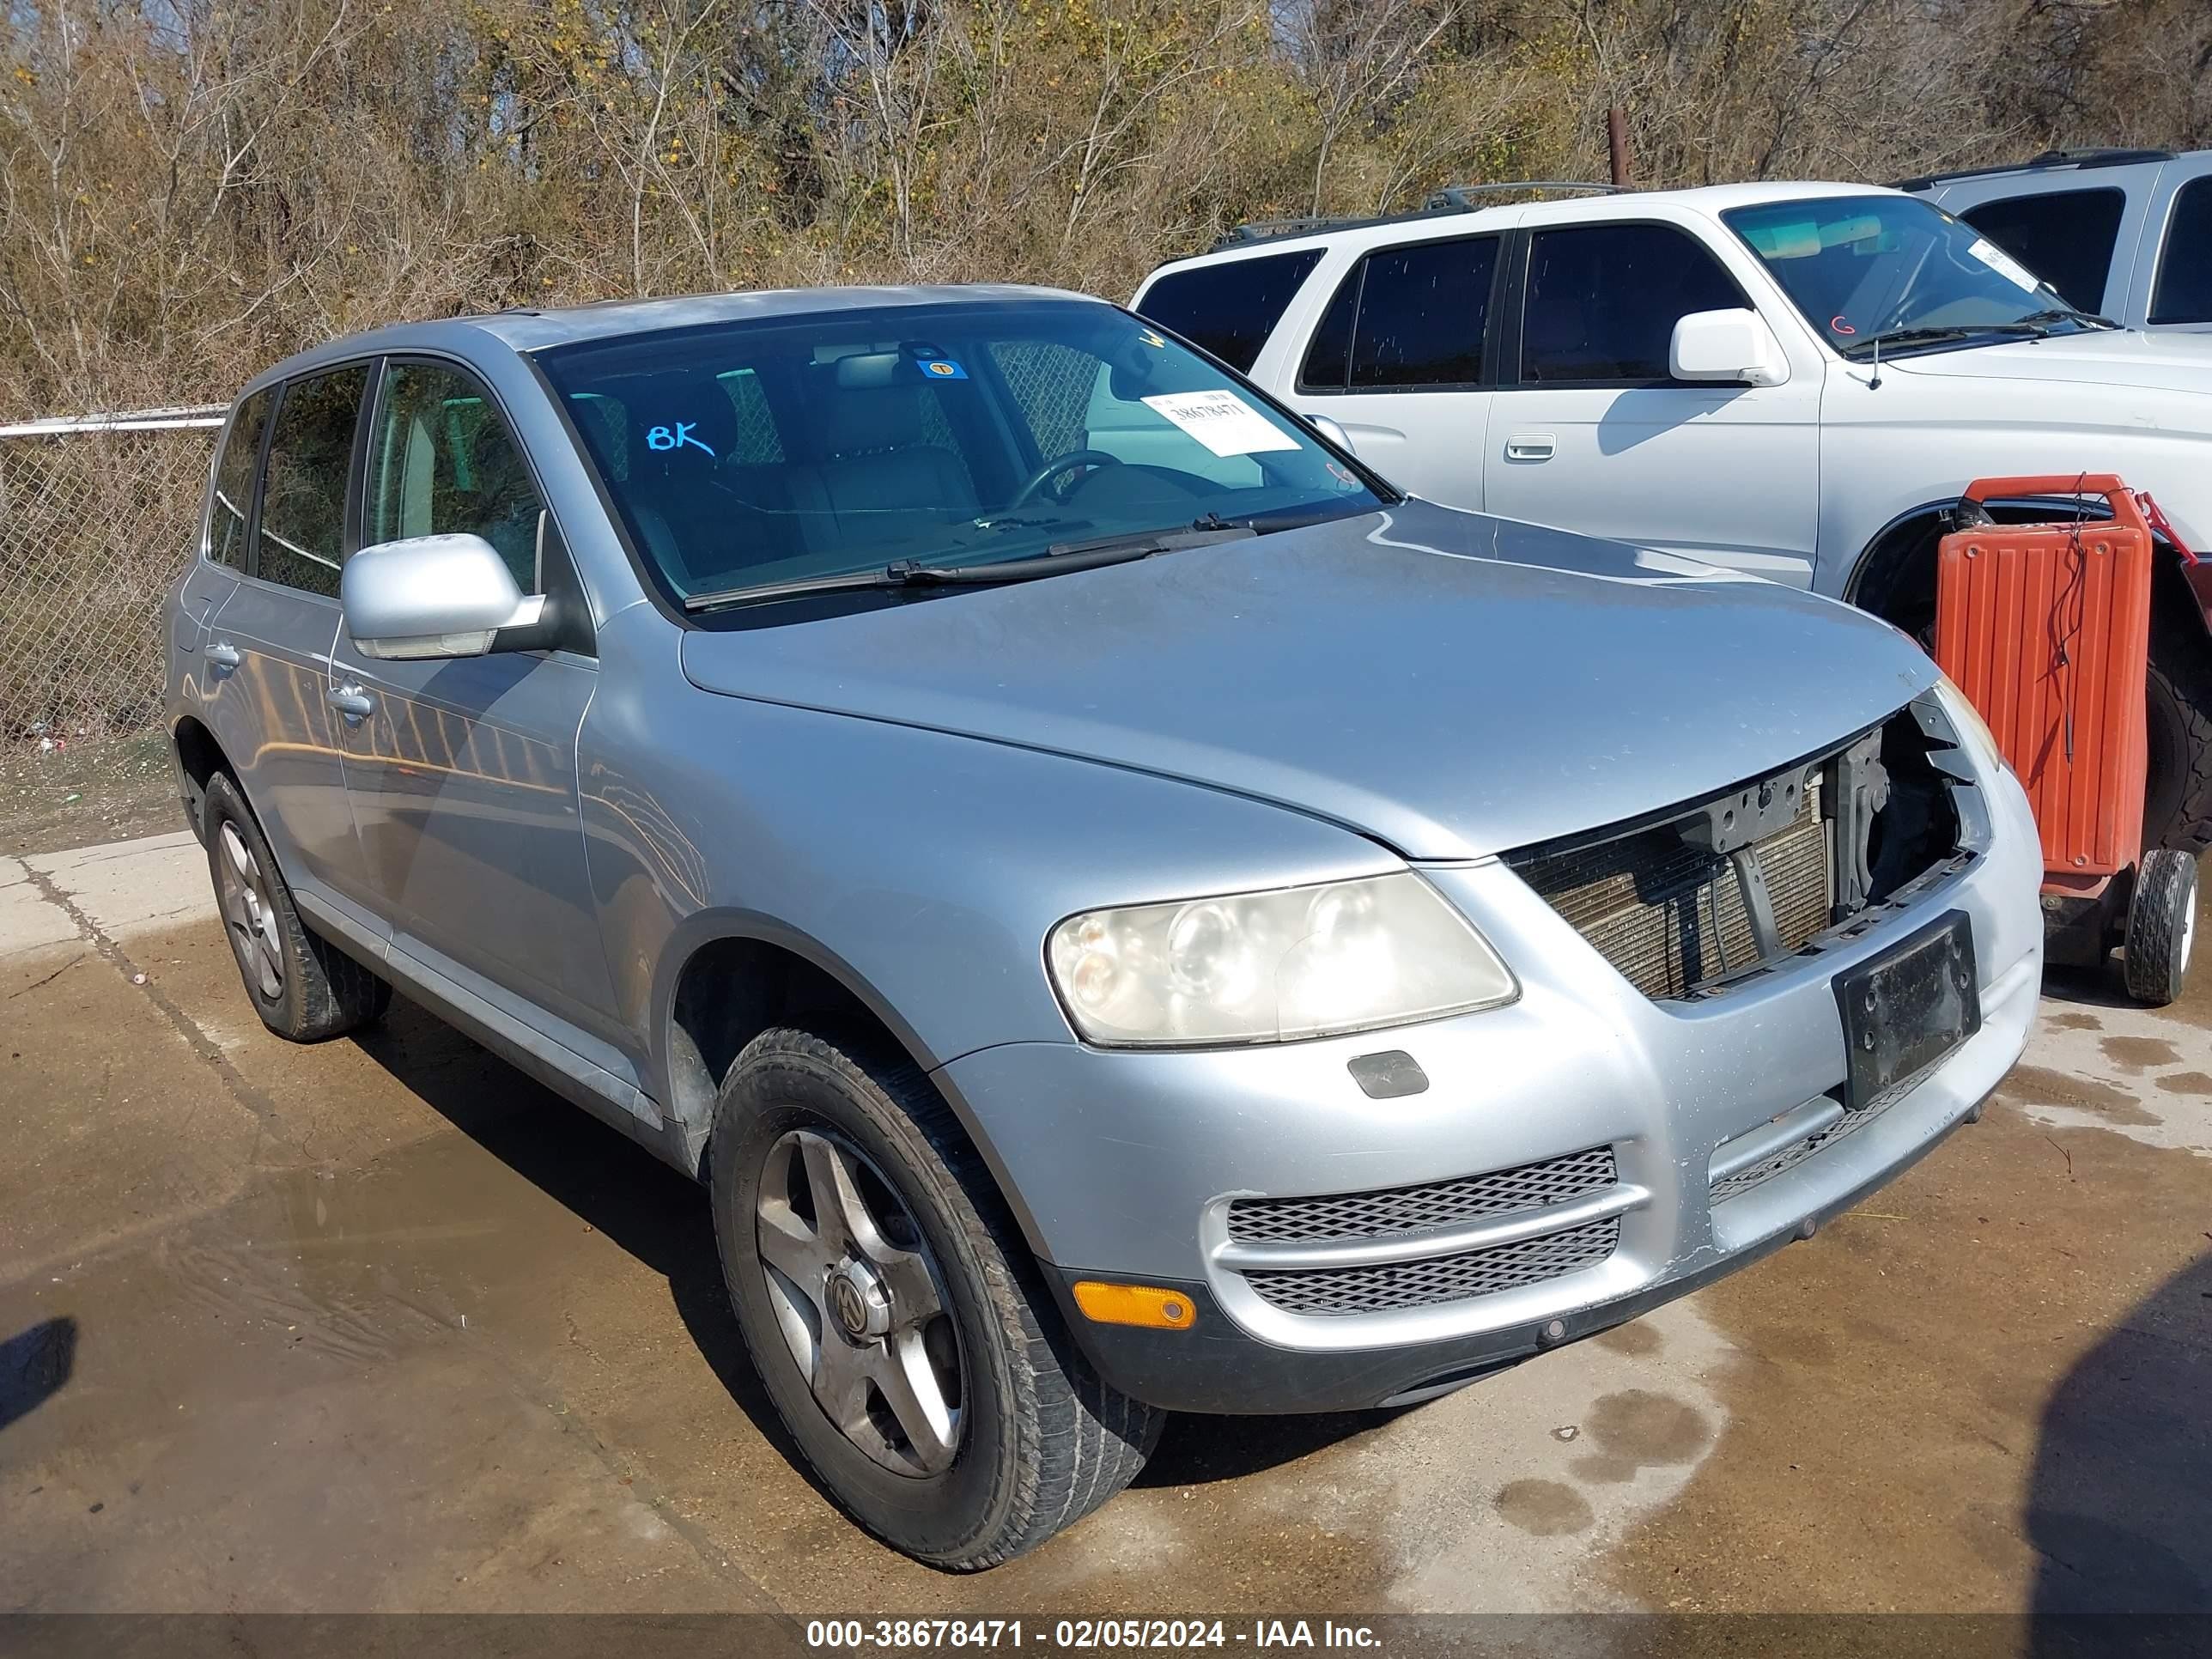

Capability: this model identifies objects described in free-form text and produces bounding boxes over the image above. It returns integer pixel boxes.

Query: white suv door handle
[326,684,374,722]
[1504,433,1556,462]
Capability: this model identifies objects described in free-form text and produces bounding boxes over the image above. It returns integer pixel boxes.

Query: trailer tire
[2123,848,2198,1006]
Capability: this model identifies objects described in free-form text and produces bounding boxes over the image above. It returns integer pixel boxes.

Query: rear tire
[2123,848,2198,1006]
[200,772,392,1041]
[708,1026,1161,1569]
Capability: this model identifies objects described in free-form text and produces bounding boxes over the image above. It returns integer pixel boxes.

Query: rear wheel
[200,772,391,1041]
[708,1027,1161,1568]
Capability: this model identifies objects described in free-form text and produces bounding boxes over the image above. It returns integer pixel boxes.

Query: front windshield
[1723,194,2100,359]
[535,299,1383,605]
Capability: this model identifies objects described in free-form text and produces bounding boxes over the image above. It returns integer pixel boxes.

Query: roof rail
[1423,181,1624,209]
[1893,146,2173,192]
[1206,179,1626,252]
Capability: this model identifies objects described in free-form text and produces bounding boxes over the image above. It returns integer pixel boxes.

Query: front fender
[576,605,1399,1112]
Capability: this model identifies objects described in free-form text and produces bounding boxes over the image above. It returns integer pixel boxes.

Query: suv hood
[679,504,1937,860]
[1889,328,2212,398]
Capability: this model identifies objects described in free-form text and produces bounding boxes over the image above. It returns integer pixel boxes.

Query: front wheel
[708,1028,1161,1568]
[2144,603,2212,856]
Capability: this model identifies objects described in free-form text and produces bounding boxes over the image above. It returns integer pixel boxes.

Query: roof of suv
[1146,179,1911,276]
[1894,146,2183,193]
[249,283,1098,389]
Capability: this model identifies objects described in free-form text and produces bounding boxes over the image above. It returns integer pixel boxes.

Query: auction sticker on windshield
[1967,237,2042,295]
[1143,389,1298,458]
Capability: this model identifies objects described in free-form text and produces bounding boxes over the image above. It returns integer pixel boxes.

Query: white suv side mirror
[1670,308,1789,388]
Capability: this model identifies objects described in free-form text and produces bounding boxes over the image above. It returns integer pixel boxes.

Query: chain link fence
[0,410,222,741]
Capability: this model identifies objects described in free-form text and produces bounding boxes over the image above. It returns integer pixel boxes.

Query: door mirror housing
[341,533,544,661]
[1305,413,1357,455]
[1669,308,1788,387]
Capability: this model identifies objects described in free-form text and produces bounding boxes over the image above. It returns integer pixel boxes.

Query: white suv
[1133,180,2212,860]
[1904,147,2212,333]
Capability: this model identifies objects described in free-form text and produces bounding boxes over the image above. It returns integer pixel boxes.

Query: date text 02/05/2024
[804,1620,1383,1650]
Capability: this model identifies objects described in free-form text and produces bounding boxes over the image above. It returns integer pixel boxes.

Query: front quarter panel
[1814,363,2212,598]
[576,602,1401,1102]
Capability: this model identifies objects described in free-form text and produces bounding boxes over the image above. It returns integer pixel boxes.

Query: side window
[1135,249,1325,371]
[2151,177,2212,325]
[1960,188,2125,313]
[368,362,546,592]
[1522,223,1747,385]
[258,367,368,597]
[1300,238,1498,392]
[207,387,272,570]
[1299,267,1360,390]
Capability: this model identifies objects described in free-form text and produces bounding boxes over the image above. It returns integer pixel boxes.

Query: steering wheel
[1010,448,1125,507]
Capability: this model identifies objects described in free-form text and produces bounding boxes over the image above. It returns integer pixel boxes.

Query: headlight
[1046,872,1516,1047]
[1934,674,2010,777]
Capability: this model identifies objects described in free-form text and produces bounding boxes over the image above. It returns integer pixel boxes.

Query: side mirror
[340,533,544,661]
[1669,308,1788,388]
[1306,413,1357,455]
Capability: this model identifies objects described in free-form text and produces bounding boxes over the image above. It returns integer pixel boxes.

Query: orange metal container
[1934,475,2153,893]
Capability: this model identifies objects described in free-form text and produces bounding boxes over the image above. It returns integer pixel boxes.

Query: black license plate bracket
[1834,910,1980,1109]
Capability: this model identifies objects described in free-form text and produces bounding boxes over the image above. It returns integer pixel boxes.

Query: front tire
[708,1027,1161,1568]
[200,771,391,1042]
[2144,603,2212,855]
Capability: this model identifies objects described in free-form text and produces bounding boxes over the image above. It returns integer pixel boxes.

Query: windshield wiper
[1845,310,2112,362]
[889,523,1257,586]
[681,523,1255,611]
[2018,306,2118,330]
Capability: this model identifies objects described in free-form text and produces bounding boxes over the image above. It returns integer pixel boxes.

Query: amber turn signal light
[1071,1280,1196,1330]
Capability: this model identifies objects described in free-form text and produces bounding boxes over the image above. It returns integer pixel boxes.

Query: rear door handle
[203,641,241,672]
[326,684,374,722]
[1504,433,1556,462]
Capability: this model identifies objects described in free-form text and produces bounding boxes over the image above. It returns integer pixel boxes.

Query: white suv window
[1521,223,1745,385]
[1299,236,1499,392]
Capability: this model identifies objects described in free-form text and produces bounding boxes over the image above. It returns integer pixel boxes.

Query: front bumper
[935,760,2044,1414]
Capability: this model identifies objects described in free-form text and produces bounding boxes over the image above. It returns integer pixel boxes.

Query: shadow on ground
[2028,1249,2211,1629]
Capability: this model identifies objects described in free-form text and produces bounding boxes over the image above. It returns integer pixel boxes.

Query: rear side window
[1301,236,1499,391]
[367,362,546,592]
[1137,249,1324,371]
[2152,177,2212,325]
[258,366,368,597]
[207,388,272,570]
[1960,188,2125,313]
[1522,223,1747,385]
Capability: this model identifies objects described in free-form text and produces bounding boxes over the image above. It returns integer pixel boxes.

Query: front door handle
[203,641,241,672]
[1504,433,1556,462]
[326,684,374,722]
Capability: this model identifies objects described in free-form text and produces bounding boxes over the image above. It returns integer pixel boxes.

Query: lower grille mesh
[1226,1146,1617,1243]
[1509,775,1831,1000]
[1710,1068,1937,1202]
[1243,1218,1620,1317]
